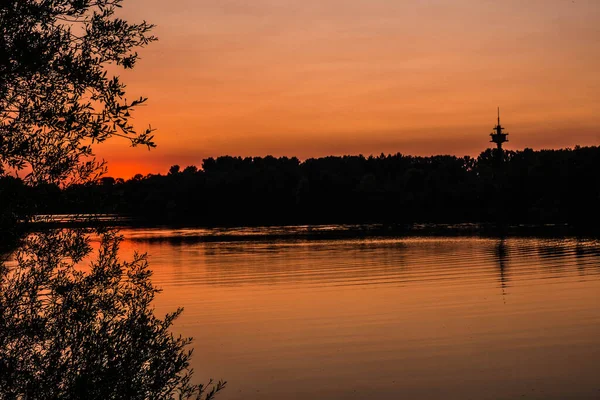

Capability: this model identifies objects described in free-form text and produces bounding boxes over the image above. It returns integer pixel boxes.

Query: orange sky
[100,0,600,178]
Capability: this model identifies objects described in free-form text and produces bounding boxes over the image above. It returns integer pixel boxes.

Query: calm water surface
[119,227,600,400]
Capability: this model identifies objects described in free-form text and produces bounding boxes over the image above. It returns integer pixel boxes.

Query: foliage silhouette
[41,146,600,228]
[0,0,156,186]
[0,1,226,398]
[0,228,225,399]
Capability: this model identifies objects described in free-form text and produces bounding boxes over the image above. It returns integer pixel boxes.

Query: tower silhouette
[490,107,508,150]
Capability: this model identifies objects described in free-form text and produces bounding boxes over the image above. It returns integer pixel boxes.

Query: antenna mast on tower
[490,107,509,150]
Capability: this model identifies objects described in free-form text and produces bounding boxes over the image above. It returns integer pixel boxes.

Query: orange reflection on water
[117,231,600,399]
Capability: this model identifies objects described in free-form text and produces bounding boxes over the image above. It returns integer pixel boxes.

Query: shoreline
[25,216,600,241]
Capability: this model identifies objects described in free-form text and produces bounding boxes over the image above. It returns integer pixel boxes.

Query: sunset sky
[102,0,599,178]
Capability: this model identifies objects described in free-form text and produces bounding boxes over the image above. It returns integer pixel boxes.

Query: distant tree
[100,176,116,186]
[0,0,157,185]
[169,165,181,175]
[183,165,198,174]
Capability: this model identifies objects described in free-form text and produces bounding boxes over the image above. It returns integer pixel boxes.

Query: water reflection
[494,239,510,306]
[125,232,600,290]
[119,228,600,400]
[495,239,509,288]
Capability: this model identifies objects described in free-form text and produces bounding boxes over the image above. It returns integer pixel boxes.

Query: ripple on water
[120,229,600,400]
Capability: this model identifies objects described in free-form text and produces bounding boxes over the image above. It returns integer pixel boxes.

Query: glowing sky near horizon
[100,0,600,178]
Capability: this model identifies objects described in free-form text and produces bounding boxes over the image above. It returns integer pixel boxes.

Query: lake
[117,227,600,400]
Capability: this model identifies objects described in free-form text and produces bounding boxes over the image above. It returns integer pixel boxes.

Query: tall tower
[490,107,508,150]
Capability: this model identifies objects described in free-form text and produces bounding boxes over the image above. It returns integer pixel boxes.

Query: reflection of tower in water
[575,242,586,276]
[574,240,600,277]
[495,239,509,302]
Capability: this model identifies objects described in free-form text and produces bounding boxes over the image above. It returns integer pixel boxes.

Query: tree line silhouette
[6,146,599,228]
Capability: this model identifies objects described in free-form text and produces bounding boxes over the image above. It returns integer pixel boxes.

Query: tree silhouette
[0,229,225,399]
[1,0,156,185]
[46,147,600,228]
[0,1,226,398]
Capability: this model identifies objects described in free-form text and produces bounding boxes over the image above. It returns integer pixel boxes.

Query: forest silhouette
[5,145,600,229]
